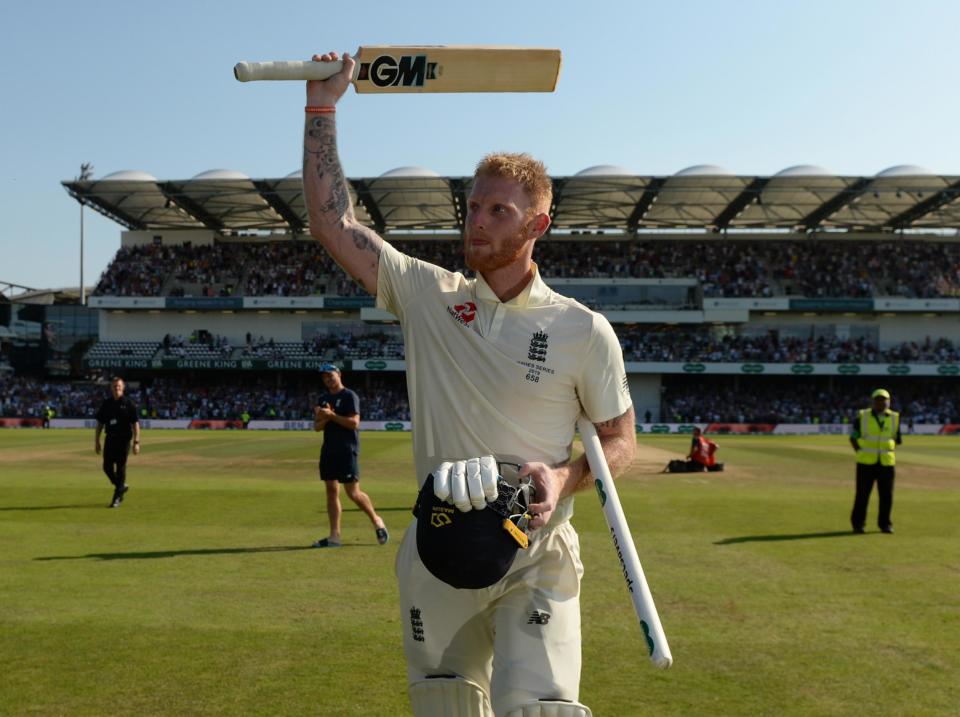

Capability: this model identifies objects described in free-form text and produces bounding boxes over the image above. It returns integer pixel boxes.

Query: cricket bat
[577,416,673,669]
[234,45,561,93]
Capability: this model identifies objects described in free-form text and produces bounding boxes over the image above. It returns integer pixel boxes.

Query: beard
[464,226,531,274]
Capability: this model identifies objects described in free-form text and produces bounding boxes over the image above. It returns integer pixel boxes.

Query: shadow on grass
[0,504,103,511]
[715,530,858,545]
[343,505,411,513]
[34,545,317,561]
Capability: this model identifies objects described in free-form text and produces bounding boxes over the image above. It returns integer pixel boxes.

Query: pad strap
[409,676,492,717]
[504,699,592,717]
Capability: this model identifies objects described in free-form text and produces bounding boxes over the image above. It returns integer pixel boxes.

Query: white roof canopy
[64,169,960,234]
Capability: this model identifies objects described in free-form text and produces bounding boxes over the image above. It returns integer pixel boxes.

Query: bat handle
[234,60,346,82]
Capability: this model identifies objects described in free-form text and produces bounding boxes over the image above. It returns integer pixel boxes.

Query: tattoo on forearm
[589,407,637,482]
[350,227,380,256]
[304,116,355,222]
[303,115,384,293]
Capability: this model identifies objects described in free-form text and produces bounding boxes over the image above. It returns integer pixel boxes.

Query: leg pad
[504,700,592,717]
[409,676,492,717]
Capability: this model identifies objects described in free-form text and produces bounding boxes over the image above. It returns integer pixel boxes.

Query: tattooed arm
[303,51,383,296]
[522,405,637,530]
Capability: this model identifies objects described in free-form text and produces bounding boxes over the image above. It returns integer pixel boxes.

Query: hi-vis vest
[856,409,899,467]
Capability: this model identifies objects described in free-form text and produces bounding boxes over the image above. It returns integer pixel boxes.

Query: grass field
[1,429,958,716]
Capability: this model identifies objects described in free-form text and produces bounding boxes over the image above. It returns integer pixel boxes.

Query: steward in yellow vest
[854,408,899,467]
[849,388,902,534]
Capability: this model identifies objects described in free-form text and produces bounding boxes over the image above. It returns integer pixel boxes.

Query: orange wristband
[305,106,336,114]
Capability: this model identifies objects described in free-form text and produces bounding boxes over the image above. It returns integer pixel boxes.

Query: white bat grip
[578,416,673,669]
[234,60,346,82]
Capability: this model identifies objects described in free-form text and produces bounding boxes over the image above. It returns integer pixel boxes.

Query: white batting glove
[432,456,499,512]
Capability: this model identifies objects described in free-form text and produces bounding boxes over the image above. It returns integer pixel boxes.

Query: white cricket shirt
[377,241,632,511]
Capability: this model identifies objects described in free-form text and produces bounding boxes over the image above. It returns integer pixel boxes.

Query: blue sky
[2,0,958,290]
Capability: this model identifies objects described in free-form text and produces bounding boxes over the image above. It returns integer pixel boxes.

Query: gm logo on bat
[357,55,439,88]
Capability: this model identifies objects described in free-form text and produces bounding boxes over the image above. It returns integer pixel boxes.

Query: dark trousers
[851,462,895,530]
[103,438,131,490]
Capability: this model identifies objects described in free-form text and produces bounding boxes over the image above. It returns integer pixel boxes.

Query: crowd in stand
[150,331,407,361]
[1,377,102,419]
[150,330,960,365]
[3,372,956,424]
[303,330,404,360]
[97,330,959,365]
[619,330,960,364]
[0,375,410,423]
[162,331,234,358]
[18,228,960,429]
[92,239,960,300]
[244,241,340,296]
[94,245,177,296]
[661,378,959,425]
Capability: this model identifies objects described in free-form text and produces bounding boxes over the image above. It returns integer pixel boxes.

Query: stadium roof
[62,167,960,235]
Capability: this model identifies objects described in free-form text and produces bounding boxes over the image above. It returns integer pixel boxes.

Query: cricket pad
[413,474,531,590]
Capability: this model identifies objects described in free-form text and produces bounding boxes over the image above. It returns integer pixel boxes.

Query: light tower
[77,162,94,305]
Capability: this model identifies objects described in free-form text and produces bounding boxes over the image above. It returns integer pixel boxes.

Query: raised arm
[303,51,383,296]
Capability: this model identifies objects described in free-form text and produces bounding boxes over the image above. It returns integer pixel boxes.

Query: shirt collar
[474,263,551,308]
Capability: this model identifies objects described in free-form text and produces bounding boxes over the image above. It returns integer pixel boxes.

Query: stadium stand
[90,238,960,300]
[619,327,959,363]
[0,374,410,422]
[85,341,161,361]
[6,372,956,424]
[87,328,960,366]
[3,168,959,430]
[660,377,959,425]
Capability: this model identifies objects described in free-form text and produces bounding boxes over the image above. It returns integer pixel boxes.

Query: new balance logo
[527,609,551,625]
[528,331,548,362]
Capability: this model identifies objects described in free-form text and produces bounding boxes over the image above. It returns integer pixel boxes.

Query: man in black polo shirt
[95,377,141,508]
[312,363,388,547]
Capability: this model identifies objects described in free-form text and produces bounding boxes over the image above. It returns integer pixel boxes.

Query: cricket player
[302,51,636,717]
[312,363,389,548]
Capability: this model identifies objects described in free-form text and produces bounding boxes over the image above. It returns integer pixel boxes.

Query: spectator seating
[660,377,959,424]
[92,239,960,300]
[85,341,160,361]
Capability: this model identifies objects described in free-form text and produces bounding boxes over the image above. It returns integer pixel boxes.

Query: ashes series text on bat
[577,416,673,669]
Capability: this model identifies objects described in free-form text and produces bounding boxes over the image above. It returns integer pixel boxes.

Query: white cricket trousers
[396,518,585,715]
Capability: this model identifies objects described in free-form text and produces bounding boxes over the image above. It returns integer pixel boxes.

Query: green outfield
[1,429,958,716]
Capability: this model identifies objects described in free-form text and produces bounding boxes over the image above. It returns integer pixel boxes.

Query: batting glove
[432,456,499,512]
